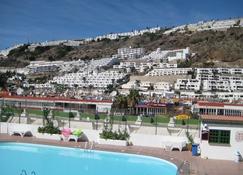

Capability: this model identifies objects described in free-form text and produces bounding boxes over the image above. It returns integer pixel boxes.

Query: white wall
[130,133,187,148]
[0,122,40,135]
[0,122,190,149]
[200,123,243,161]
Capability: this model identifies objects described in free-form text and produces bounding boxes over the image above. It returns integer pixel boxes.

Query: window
[209,129,230,144]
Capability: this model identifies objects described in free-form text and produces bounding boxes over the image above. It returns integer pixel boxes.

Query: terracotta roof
[0,94,112,104]
[197,101,224,107]
[201,115,243,122]
[197,101,243,107]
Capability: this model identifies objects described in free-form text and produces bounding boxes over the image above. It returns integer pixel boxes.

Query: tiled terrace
[0,134,243,175]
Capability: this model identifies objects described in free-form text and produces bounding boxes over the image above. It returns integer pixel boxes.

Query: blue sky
[0,0,243,49]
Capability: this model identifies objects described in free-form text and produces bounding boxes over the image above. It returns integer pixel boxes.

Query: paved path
[0,134,243,175]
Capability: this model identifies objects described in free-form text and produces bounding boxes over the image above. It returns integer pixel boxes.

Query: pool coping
[1,134,243,175]
[0,134,189,174]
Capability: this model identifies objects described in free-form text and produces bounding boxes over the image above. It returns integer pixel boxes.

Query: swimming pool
[0,142,178,175]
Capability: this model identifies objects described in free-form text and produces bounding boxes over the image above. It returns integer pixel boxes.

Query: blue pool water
[0,142,177,175]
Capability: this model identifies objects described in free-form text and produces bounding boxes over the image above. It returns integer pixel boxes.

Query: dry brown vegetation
[1,27,243,68]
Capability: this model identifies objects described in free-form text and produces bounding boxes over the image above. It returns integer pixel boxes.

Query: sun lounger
[8,124,33,137]
[61,128,83,142]
[68,135,81,142]
[10,130,32,137]
[164,140,187,151]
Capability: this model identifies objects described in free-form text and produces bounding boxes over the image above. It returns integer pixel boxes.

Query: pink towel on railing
[61,128,71,137]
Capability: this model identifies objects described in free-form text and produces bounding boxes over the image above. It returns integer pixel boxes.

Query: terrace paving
[0,134,243,175]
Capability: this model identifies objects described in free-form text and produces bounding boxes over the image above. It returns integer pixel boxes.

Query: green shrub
[38,122,60,134]
[100,130,129,140]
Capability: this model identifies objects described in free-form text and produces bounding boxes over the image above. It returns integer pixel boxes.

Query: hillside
[1,27,243,68]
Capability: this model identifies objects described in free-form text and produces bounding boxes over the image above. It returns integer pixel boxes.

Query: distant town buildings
[164,18,243,34]
[146,68,192,76]
[117,47,145,59]
[52,70,126,88]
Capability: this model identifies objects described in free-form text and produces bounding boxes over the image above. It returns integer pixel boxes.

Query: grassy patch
[7,108,199,125]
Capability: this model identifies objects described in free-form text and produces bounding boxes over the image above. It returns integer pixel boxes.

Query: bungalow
[200,114,243,161]
[0,95,112,113]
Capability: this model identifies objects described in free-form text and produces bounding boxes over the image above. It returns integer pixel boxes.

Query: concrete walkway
[0,134,243,175]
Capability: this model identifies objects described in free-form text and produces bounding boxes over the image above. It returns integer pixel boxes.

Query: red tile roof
[0,94,112,104]
[197,101,225,107]
[197,101,243,107]
[201,115,243,122]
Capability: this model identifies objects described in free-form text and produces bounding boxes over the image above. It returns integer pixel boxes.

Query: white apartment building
[202,79,243,92]
[144,47,190,62]
[175,79,201,91]
[165,47,190,62]
[180,91,243,100]
[88,57,119,68]
[117,47,145,59]
[164,18,243,34]
[196,68,243,77]
[52,70,126,89]
[153,82,171,91]
[146,68,192,76]
[26,61,64,74]
[113,61,153,72]
[196,74,243,81]
[143,48,167,60]
[121,80,171,92]
[91,27,161,41]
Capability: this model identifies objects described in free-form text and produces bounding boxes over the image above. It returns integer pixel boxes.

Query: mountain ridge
[1,18,243,68]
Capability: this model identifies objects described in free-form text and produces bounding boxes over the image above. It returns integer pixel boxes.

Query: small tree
[121,115,127,131]
[68,111,75,128]
[95,112,100,130]
[150,117,154,124]
[43,108,50,125]
[1,105,14,122]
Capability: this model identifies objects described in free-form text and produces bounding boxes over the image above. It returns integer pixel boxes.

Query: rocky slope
[1,27,243,68]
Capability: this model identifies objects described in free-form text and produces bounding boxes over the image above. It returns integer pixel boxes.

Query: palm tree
[113,95,128,113]
[127,89,140,114]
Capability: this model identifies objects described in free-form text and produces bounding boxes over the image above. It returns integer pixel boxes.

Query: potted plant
[186,131,194,151]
